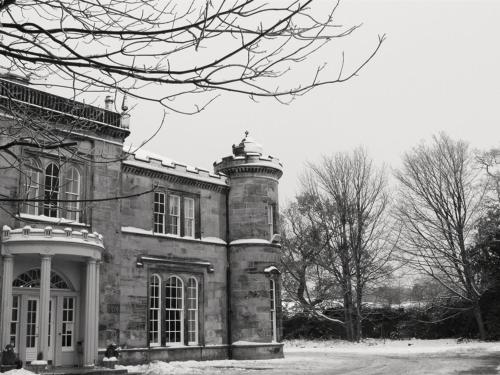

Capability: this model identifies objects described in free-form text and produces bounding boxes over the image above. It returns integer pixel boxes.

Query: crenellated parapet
[123,146,229,191]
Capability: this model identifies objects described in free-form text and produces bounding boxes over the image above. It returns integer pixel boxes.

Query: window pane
[184,198,195,238]
[43,164,59,217]
[168,195,180,235]
[149,275,161,346]
[64,167,80,221]
[187,278,198,344]
[24,160,40,215]
[154,193,166,234]
[165,276,183,343]
[62,297,75,350]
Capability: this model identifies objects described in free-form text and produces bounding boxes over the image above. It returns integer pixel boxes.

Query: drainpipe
[225,190,232,359]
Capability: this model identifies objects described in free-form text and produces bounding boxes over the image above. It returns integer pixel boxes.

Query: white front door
[24,297,56,362]
[25,298,38,362]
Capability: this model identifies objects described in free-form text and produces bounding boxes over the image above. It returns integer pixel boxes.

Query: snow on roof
[123,145,228,187]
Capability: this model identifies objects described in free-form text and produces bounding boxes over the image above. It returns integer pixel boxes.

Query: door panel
[25,298,38,362]
[23,297,56,362]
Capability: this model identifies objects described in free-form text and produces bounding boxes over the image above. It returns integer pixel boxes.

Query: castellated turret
[214,132,283,359]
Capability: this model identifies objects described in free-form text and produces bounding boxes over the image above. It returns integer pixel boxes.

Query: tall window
[64,167,80,221]
[149,274,161,346]
[168,195,181,235]
[148,274,200,347]
[165,276,183,344]
[10,295,19,348]
[154,193,166,234]
[267,204,274,238]
[270,279,277,342]
[187,277,198,344]
[62,297,75,351]
[184,198,195,238]
[43,163,59,217]
[24,160,40,215]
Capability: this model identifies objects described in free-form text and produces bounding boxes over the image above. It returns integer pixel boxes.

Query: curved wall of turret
[214,134,283,359]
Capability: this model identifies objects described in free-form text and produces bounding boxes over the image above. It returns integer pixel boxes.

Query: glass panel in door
[25,298,38,362]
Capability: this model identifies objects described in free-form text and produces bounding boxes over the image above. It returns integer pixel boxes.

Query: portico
[1,225,103,367]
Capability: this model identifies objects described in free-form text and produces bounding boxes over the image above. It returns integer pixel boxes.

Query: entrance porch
[1,225,103,367]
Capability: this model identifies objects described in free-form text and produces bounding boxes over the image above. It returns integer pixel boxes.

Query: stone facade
[0,78,283,366]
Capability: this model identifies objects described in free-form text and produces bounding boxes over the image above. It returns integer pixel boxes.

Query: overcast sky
[125,0,500,203]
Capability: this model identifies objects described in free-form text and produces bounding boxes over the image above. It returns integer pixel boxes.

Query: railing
[0,78,122,128]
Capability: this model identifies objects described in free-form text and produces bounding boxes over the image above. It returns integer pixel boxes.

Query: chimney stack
[105,95,114,111]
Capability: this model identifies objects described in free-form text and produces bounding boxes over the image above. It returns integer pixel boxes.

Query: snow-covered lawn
[117,339,500,375]
[286,338,500,354]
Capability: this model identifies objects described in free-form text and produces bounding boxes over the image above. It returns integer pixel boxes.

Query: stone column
[39,255,52,360]
[83,259,97,367]
[94,262,100,354]
[0,255,14,349]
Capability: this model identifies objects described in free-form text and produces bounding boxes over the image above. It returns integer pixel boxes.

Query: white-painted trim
[17,213,89,227]
[121,226,227,245]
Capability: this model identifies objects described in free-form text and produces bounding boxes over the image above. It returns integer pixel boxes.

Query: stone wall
[229,243,281,343]
[227,174,279,242]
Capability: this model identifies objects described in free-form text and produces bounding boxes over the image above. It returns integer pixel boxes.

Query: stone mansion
[0,75,283,367]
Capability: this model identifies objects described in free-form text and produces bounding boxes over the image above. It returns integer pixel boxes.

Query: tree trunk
[355,289,363,342]
[472,303,486,340]
[343,292,353,341]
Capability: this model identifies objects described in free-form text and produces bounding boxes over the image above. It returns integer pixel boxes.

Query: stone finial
[232,132,263,156]
[2,225,11,238]
[44,226,52,237]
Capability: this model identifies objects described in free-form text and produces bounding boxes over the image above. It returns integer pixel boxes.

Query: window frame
[168,194,181,236]
[164,275,184,345]
[10,295,20,350]
[23,159,41,216]
[64,167,81,222]
[270,279,277,342]
[187,277,198,345]
[153,192,166,234]
[61,296,75,352]
[148,274,162,347]
[43,163,60,218]
[147,272,202,348]
[153,190,200,239]
[23,158,84,222]
[184,197,195,238]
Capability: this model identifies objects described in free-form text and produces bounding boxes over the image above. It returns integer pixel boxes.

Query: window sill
[121,226,226,245]
[17,213,89,227]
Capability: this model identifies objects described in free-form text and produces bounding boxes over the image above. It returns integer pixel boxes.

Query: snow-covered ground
[286,338,500,354]
[116,339,500,375]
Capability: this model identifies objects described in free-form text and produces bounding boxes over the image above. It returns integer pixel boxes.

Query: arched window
[149,274,161,347]
[165,276,183,344]
[43,163,60,217]
[64,167,80,221]
[270,279,277,342]
[13,269,71,289]
[23,159,40,215]
[187,277,198,344]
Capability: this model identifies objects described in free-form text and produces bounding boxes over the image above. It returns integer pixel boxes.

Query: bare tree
[395,133,488,339]
[0,1,385,213]
[281,193,345,326]
[0,0,384,113]
[281,148,394,341]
